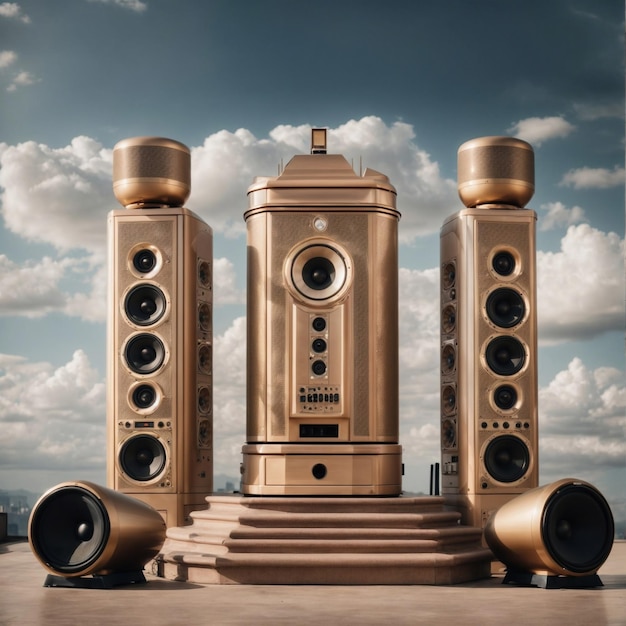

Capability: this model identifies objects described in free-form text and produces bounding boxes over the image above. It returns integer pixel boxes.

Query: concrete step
[157,494,492,585]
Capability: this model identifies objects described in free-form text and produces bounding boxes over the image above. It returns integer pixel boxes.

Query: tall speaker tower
[107,137,213,526]
[440,136,538,527]
[241,129,402,495]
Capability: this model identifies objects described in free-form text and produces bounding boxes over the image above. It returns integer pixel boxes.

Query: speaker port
[312,463,327,479]
[312,338,327,353]
[311,360,327,376]
[312,316,327,332]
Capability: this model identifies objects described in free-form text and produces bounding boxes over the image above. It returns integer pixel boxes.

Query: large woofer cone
[486,288,525,328]
[289,243,349,302]
[119,435,167,482]
[484,478,614,577]
[485,336,525,376]
[124,285,166,326]
[124,334,166,374]
[483,434,529,483]
[28,481,166,578]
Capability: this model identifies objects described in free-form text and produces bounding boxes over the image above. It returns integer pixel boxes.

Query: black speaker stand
[503,569,604,589]
[43,570,147,589]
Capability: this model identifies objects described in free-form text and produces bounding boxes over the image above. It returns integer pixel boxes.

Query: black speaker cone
[131,383,158,410]
[542,484,615,574]
[486,288,525,328]
[492,251,515,276]
[133,249,157,274]
[493,384,518,411]
[485,336,525,376]
[302,257,335,291]
[29,487,110,574]
[120,435,167,482]
[484,435,529,483]
[124,334,166,374]
[124,285,166,326]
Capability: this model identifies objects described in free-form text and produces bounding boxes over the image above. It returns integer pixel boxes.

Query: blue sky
[0,1,624,518]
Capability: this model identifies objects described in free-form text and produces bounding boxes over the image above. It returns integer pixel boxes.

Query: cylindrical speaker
[484,478,614,576]
[457,136,534,208]
[28,481,166,577]
[113,136,191,209]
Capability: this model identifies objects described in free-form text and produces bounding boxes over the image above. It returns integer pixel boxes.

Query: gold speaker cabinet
[28,481,166,584]
[241,443,403,495]
[243,149,402,495]
[484,478,615,585]
[107,206,213,526]
[440,206,538,527]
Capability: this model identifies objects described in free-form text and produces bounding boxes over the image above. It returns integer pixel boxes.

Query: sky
[0,0,624,520]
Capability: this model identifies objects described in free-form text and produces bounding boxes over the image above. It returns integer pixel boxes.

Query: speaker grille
[30,487,110,574]
[542,483,615,573]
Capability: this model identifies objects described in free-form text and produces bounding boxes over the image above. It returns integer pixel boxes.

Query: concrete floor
[1,539,624,626]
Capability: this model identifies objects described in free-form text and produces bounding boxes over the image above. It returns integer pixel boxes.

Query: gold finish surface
[440,207,538,527]
[484,478,615,576]
[28,481,166,577]
[243,150,401,495]
[113,137,191,209]
[457,136,534,209]
[107,207,213,526]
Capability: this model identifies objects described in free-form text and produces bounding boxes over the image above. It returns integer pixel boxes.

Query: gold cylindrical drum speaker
[484,478,614,578]
[28,481,166,579]
[457,136,534,208]
[113,136,191,209]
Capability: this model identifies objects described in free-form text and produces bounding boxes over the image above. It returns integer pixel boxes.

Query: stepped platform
[157,495,492,585]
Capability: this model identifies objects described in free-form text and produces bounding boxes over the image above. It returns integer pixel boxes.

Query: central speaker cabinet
[440,207,538,527]
[107,207,213,526]
[241,147,402,495]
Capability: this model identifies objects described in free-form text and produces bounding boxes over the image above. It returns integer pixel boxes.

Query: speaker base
[43,570,147,589]
[241,443,402,496]
[502,569,604,589]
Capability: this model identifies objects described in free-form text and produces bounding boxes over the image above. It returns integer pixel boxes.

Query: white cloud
[0,254,106,322]
[0,350,106,472]
[0,136,112,255]
[507,115,576,146]
[213,257,245,305]
[87,0,147,12]
[538,201,585,231]
[537,224,625,343]
[0,50,17,68]
[560,166,625,189]
[539,357,626,486]
[6,70,38,92]
[0,2,30,23]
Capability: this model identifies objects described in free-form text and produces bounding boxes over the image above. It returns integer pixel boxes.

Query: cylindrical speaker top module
[457,136,534,209]
[113,136,191,209]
